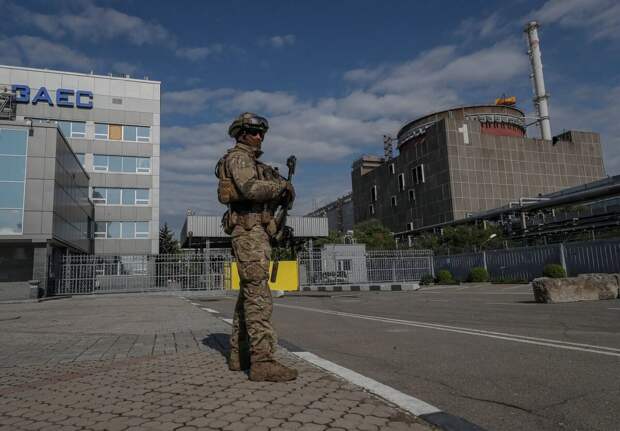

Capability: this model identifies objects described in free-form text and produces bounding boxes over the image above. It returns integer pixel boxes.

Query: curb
[301,282,420,292]
[181,296,486,431]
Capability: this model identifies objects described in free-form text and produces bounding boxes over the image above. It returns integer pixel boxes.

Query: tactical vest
[215,150,242,205]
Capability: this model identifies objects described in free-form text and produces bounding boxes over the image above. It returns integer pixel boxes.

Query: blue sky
[1,0,619,234]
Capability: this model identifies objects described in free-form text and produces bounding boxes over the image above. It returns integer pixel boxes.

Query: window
[94,221,149,239]
[95,123,151,142]
[122,157,136,173]
[122,189,135,205]
[135,189,150,205]
[369,204,375,216]
[137,127,150,142]
[94,222,107,238]
[91,188,150,206]
[92,155,151,174]
[398,173,405,191]
[389,163,395,174]
[123,126,137,142]
[408,189,415,202]
[108,124,122,140]
[407,222,414,231]
[337,259,351,271]
[95,123,108,139]
[370,185,377,202]
[391,196,397,207]
[93,154,108,171]
[121,222,135,239]
[0,128,27,234]
[57,121,86,138]
[412,164,425,185]
[107,189,121,205]
[92,188,106,204]
[135,222,149,238]
[137,157,151,173]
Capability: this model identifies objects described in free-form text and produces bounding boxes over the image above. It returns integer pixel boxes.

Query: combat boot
[228,351,250,371]
[249,360,298,382]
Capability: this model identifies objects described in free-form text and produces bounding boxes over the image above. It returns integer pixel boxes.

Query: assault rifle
[270,155,296,283]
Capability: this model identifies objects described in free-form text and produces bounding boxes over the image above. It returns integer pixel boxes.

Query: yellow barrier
[230,261,299,291]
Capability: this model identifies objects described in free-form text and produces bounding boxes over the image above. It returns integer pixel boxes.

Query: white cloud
[19,3,172,46]
[529,0,620,41]
[264,34,296,48]
[162,88,236,115]
[0,35,95,71]
[175,44,224,61]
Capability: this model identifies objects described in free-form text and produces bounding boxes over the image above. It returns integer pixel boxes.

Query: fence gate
[55,251,232,295]
[297,249,433,286]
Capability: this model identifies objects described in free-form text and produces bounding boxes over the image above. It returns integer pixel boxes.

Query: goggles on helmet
[244,115,269,130]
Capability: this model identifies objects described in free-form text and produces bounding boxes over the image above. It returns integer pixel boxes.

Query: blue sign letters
[11,84,93,109]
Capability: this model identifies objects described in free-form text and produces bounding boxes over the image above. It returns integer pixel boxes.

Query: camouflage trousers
[230,223,276,364]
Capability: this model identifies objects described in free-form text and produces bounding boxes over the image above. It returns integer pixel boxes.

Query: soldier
[215,112,297,382]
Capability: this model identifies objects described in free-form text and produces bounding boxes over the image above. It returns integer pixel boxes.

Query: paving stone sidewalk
[0,295,434,431]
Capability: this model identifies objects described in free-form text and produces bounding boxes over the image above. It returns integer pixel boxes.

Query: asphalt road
[197,284,620,431]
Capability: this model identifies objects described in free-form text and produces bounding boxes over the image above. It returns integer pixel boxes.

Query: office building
[0,65,160,255]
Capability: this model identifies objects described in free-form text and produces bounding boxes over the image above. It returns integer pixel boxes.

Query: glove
[278,179,295,206]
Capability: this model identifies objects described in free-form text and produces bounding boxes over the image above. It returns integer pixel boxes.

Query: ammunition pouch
[221,210,236,235]
[215,157,242,204]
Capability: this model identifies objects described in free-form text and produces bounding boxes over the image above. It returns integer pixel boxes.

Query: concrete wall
[0,65,160,255]
[446,119,605,221]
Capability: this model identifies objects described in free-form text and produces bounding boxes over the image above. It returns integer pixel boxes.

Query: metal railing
[298,249,433,286]
[55,250,232,295]
[434,238,620,282]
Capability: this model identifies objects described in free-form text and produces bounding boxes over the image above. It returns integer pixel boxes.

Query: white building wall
[0,65,161,254]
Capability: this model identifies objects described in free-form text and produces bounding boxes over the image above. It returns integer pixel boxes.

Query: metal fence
[55,250,232,295]
[298,249,433,286]
[434,238,620,282]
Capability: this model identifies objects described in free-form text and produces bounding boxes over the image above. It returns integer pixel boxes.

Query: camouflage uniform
[225,142,283,365]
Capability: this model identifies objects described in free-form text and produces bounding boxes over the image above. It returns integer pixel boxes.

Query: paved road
[198,284,620,431]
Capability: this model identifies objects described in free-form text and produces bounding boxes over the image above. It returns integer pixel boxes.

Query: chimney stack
[525,21,552,141]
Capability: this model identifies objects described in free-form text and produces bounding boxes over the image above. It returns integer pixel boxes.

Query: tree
[313,230,345,248]
[352,219,395,250]
[159,223,180,254]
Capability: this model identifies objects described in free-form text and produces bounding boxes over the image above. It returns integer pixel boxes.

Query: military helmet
[228,112,269,138]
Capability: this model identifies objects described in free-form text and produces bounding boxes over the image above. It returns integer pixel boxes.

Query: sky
[1,0,619,235]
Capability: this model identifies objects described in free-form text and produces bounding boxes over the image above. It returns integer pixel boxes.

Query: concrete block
[532,274,619,303]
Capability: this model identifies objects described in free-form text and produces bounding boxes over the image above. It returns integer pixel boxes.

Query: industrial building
[350,21,607,241]
[305,192,355,234]
[0,65,160,255]
[0,116,93,298]
[351,105,606,237]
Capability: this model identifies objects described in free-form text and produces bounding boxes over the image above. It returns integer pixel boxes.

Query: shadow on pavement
[202,333,230,357]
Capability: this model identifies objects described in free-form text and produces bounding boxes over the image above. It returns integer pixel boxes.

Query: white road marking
[276,303,620,357]
[422,291,531,295]
[190,302,200,306]
[293,351,441,416]
[222,318,233,325]
[201,307,219,314]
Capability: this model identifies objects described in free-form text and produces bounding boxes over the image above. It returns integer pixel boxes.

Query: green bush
[420,274,434,285]
[543,264,566,278]
[436,269,454,284]
[468,267,489,282]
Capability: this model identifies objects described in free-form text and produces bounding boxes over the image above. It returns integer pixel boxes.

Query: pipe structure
[525,21,552,141]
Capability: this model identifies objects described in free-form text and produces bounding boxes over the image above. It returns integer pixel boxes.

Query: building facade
[0,119,93,298]
[0,65,160,254]
[305,193,355,234]
[351,105,606,237]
